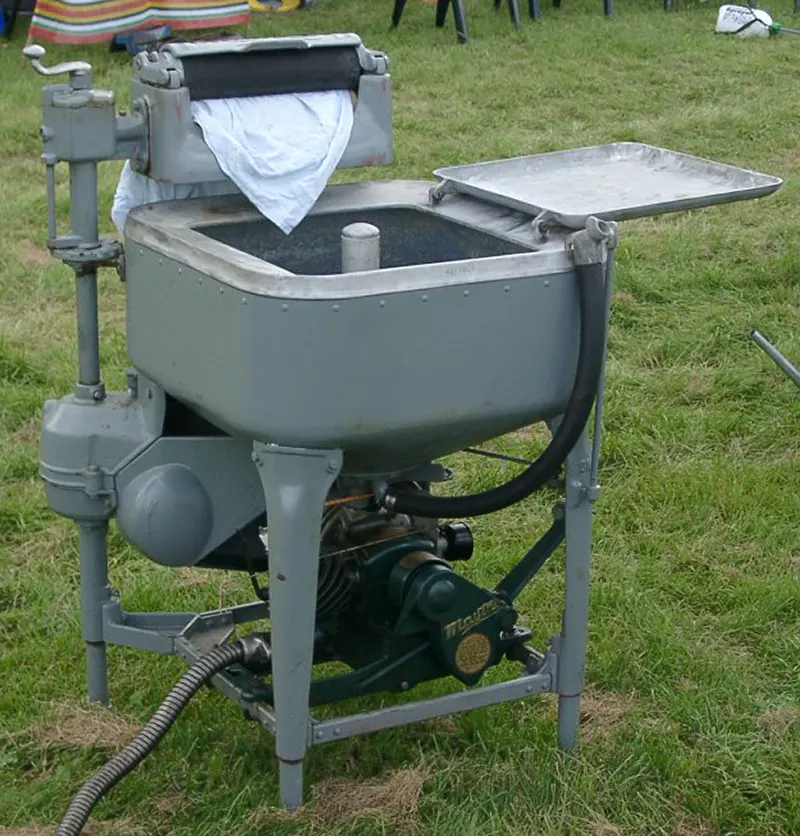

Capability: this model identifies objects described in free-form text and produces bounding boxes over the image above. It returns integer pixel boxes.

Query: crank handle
[23,44,92,79]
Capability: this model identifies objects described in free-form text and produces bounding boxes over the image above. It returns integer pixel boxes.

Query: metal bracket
[531,210,566,242]
[358,46,390,75]
[40,459,115,503]
[428,180,456,205]
[565,456,593,508]
[586,215,620,247]
[133,51,185,88]
[82,465,114,502]
[567,216,619,266]
[51,239,123,273]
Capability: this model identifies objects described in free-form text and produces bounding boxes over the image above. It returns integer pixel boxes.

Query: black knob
[440,522,474,562]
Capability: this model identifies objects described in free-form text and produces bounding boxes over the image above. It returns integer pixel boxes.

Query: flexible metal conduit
[56,636,269,836]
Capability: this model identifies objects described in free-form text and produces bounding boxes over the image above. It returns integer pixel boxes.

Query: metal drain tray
[433,142,783,229]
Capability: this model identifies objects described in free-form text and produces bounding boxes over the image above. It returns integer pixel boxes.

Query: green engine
[249,501,548,707]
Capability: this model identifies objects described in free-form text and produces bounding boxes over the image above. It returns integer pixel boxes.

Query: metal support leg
[529,0,542,20]
[508,0,523,28]
[557,429,593,750]
[79,521,111,704]
[252,443,342,810]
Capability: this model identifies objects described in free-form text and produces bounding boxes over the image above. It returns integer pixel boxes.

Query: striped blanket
[28,0,250,44]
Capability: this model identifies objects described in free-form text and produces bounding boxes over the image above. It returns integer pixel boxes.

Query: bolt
[526,685,533,693]
[92,389,103,401]
[333,727,342,736]
[327,460,338,473]
[400,681,410,691]
[251,451,261,464]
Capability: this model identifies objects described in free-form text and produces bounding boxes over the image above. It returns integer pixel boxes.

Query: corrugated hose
[55,636,269,836]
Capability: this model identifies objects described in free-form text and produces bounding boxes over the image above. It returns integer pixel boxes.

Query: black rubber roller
[181,47,362,100]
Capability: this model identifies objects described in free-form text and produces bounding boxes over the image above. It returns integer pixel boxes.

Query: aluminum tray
[433,142,782,229]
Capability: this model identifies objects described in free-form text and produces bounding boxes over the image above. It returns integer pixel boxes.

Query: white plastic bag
[716,4,773,38]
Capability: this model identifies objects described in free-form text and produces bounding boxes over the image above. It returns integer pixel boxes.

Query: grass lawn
[1,0,800,833]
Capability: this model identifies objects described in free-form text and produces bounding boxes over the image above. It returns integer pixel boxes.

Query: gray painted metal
[103,600,191,655]
[130,44,393,183]
[252,444,343,810]
[115,437,264,565]
[124,182,564,298]
[161,33,365,60]
[39,384,163,522]
[751,330,800,389]
[123,183,580,474]
[79,522,111,703]
[341,222,381,273]
[310,668,553,743]
[69,161,103,391]
[589,244,617,497]
[557,429,593,750]
[433,142,783,229]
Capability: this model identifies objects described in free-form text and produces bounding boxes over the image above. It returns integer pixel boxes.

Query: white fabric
[111,163,232,237]
[111,89,354,237]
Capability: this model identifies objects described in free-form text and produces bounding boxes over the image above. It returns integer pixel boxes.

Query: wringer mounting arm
[24,44,142,403]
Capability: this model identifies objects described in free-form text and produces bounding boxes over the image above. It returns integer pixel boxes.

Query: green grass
[2,0,800,833]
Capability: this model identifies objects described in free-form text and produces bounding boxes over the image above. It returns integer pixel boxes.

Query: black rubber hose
[384,260,607,519]
[55,641,246,836]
